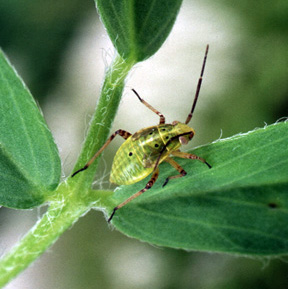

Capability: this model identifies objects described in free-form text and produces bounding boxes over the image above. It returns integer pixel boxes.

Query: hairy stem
[0,53,134,287]
[72,54,135,189]
[0,185,91,287]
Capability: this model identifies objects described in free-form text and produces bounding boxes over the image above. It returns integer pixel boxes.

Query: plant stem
[0,184,99,288]
[0,53,134,287]
[72,54,135,189]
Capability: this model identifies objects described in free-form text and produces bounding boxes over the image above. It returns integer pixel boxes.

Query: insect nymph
[72,45,211,222]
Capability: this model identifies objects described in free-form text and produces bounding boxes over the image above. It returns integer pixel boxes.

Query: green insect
[72,45,211,222]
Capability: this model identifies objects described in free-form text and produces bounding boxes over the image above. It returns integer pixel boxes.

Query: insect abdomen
[110,137,153,185]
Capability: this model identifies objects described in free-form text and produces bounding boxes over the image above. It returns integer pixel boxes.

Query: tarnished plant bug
[72,45,211,222]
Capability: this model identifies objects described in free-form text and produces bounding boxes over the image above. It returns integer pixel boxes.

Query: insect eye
[179,136,189,145]
[128,152,133,156]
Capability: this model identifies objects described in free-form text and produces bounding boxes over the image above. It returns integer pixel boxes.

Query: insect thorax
[133,123,194,166]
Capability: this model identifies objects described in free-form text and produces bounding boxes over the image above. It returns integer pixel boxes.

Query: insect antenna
[185,44,209,125]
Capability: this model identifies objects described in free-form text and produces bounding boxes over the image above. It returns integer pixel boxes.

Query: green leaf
[110,121,288,256]
[95,0,183,62]
[0,50,61,209]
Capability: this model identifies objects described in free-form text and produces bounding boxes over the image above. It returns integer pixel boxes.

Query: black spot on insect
[154,144,159,148]
[128,152,133,156]
[161,128,166,131]
[268,202,278,209]
[165,136,169,140]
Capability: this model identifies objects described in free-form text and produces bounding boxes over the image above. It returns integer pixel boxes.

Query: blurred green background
[1,0,288,288]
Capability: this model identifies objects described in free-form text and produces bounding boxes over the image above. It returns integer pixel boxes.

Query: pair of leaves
[0,50,61,208]
[92,1,288,255]
[0,0,180,209]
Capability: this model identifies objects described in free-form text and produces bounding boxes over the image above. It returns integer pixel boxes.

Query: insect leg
[162,157,187,187]
[171,150,212,169]
[71,129,132,177]
[108,168,160,222]
[132,89,165,124]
